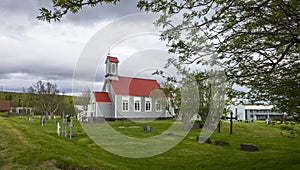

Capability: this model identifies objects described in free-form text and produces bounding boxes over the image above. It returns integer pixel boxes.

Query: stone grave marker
[57,121,61,137]
[240,144,259,152]
[143,126,152,132]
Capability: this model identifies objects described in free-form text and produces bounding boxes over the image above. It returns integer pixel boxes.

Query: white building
[228,104,286,121]
[84,56,174,120]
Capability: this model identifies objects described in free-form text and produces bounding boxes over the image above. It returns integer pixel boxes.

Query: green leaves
[138,0,300,116]
[37,0,120,23]
[37,0,300,116]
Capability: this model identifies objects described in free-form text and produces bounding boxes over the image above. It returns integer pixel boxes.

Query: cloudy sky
[1,0,173,94]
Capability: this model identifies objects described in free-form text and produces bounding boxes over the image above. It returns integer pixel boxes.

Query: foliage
[158,65,230,122]
[281,125,300,139]
[0,91,75,116]
[37,0,120,22]
[37,0,299,116]
[73,87,91,111]
[0,92,33,108]
[28,81,60,117]
[57,93,76,116]
[137,0,300,116]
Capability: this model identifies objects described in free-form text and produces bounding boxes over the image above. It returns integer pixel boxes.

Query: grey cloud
[63,0,141,25]
[0,0,52,18]
[0,0,159,93]
[0,0,141,25]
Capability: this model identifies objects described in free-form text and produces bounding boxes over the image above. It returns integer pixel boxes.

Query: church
[86,56,174,120]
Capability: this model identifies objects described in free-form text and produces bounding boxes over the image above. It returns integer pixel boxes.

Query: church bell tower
[105,56,119,80]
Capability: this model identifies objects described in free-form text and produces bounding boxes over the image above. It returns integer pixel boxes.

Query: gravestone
[166,131,183,138]
[240,144,259,152]
[143,126,152,132]
[196,137,212,144]
[57,121,60,136]
[167,131,176,136]
[214,140,229,146]
[40,117,45,126]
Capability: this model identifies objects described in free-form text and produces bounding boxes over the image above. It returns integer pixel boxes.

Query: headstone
[167,131,176,136]
[41,117,45,126]
[214,140,229,146]
[240,144,258,152]
[57,122,60,136]
[31,114,34,122]
[196,137,212,144]
[266,118,272,125]
[143,126,152,132]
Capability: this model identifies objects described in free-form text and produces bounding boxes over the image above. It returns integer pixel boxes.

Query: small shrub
[280,125,300,139]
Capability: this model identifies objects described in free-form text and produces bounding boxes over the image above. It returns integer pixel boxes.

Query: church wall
[96,102,112,118]
[114,95,172,119]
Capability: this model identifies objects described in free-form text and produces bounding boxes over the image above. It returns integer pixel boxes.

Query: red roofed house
[0,100,10,111]
[87,56,174,119]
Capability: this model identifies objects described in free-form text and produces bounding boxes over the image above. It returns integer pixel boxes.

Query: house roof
[166,93,174,98]
[105,56,119,63]
[110,76,161,96]
[93,92,111,102]
[244,105,273,110]
[0,100,10,111]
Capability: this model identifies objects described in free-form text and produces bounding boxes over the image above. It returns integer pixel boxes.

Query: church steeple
[105,56,119,80]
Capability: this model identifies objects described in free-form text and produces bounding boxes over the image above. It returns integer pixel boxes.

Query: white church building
[85,56,174,120]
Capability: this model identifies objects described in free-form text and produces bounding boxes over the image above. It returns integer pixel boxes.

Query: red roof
[0,100,10,111]
[106,56,119,63]
[166,93,174,98]
[110,76,161,96]
[93,92,111,102]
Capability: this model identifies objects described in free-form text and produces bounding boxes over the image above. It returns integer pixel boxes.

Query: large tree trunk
[182,113,191,131]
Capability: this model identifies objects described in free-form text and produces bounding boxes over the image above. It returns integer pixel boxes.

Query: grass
[0,112,300,169]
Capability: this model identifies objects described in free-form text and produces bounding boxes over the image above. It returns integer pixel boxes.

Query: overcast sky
[0,0,172,93]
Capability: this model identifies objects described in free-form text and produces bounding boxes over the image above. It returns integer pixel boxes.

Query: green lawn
[0,113,300,169]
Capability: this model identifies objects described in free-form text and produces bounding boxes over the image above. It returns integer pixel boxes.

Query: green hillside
[0,91,75,115]
[1,114,300,169]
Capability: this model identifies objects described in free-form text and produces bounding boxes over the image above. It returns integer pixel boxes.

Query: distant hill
[0,91,76,115]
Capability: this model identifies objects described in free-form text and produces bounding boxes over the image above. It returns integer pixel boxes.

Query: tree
[160,71,212,121]
[37,0,300,117]
[136,0,300,117]
[28,81,60,118]
[37,0,120,22]
[57,92,76,117]
[73,87,91,111]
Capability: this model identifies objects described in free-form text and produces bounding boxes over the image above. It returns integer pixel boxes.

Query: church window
[122,96,129,111]
[155,100,161,112]
[145,98,151,112]
[134,97,141,112]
